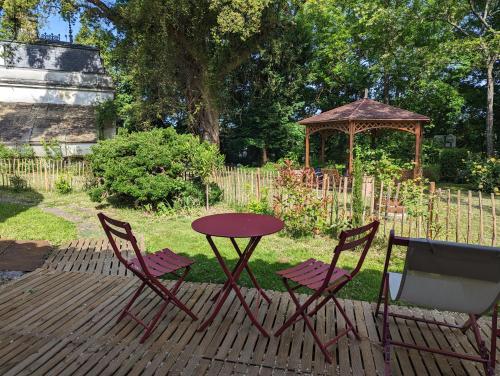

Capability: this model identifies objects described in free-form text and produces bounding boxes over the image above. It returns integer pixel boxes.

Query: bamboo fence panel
[212,167,500,245]
[0,158,89,191]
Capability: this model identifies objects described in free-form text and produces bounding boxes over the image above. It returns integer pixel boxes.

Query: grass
[0,202,77,245]
[0,188,406,302]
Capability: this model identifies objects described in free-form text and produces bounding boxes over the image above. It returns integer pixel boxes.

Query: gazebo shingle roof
[299,98,430,124]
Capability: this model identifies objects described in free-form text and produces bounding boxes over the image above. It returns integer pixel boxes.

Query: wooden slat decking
[0,239,496,375]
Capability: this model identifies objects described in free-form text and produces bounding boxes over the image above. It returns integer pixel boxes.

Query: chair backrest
[97,212,150,277]
[325,220,380,286]
[394,237,500,315]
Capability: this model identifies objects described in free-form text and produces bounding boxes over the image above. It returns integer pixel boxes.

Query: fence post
[426,182,435,238]
[492,193,497,246]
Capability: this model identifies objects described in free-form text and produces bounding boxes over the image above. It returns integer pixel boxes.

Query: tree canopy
[0,0,498,164]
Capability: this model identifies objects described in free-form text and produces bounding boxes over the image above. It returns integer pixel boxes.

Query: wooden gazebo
[299,98,430,177]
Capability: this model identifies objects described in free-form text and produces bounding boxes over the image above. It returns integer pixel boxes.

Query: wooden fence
[213,167,499,246]
[0,161,498,246]
[0,158,90,191]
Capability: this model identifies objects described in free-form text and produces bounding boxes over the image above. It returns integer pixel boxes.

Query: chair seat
[277,258,350,291]
[129,248,194,277]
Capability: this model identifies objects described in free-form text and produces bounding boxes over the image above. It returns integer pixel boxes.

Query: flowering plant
[464,154,500,194]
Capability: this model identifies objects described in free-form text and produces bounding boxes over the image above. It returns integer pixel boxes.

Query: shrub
[55,176,72,194]
[273,160,327,237]
[399,178,428,218]
[355,146,411,187]
[246,188,273,215]
[439,148,468,182]
[0,144,35,159]
[463,154,500,193]
[88,128,224,209]
[9,175,27,191]
[41,139,63,160]
[0,144,15,159]
[423,164,440,182]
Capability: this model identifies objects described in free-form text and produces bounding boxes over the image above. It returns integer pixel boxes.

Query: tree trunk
[486,55,495,156]
[261,146,268,165]
[186,71,220,145]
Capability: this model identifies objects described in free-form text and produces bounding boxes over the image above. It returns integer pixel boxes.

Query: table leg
[211,237,271,304]
[230,237,271,303]
[197,235,269,337]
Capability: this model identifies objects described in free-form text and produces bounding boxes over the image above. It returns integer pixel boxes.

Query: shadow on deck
[0,240,495,375]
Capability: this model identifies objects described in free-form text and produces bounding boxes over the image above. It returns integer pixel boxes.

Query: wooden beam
[320,132,325,164]
[414,123,422,178]
[348,121,354,175]
[305,127,310,168]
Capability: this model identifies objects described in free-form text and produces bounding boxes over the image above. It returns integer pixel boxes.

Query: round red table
[192,213,284,336]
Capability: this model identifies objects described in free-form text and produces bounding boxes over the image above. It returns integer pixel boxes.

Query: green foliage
[355,146,411,187]
[55,176,72,194]
[95,100,117,139]
[9,175,27,191]
[41,139,63,160]
[439,148,468,182]
[423,164,441,182]
[399,178,428,218]
[0,144,35,159]
[351,159,364,227]
[0,144,15,159]
[463,155,500,194]
[246,188,273,215]
[88,128,224,209]
[273,161,327,237]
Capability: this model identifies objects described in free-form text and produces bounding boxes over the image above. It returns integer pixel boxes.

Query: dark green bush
[439,148,468,182]
[88,128,224,209]
[423,163,440,182]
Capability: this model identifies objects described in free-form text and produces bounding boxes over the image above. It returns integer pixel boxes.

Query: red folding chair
[274,220,379,363]
[98,212,197,343]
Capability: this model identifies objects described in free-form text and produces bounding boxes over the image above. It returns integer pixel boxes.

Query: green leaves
[88,128,224,208]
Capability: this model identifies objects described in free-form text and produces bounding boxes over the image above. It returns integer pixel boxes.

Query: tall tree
[222,5,312,165]
[429,0,499,155]
[82,0,286,145]
[2,0,287,145]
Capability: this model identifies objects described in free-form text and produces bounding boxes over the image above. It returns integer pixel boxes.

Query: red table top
[191,213,284,238]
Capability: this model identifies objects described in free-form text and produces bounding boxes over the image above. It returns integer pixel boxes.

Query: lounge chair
[376,230,500,375]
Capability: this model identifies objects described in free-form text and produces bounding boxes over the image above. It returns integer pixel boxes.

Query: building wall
[0,41,115,156]
[0,83,114,106]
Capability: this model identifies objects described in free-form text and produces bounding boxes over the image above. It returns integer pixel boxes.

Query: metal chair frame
[98,213,197,343]
[274,220,380,363]
[375,230,499,376]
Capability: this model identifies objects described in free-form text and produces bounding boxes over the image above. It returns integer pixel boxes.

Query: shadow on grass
[173,251,385,302]
[0,187,44,224]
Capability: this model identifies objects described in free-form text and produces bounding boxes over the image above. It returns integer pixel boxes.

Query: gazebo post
[414,122,423,178]
[305,126,310,168]
[347,121,354,175]
[319,132,325,164]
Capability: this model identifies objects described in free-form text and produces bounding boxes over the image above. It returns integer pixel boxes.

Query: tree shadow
[172,250,386,303]
[0,187,44,224]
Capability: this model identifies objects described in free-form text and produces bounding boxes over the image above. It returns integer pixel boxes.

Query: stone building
[0,40,115,156]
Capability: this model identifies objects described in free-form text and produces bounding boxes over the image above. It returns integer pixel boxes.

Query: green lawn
[0,202,77,245]
[0,188,406,302]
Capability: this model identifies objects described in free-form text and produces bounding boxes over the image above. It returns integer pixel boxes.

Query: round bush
[439,148,468,182]
[88,128,224,209]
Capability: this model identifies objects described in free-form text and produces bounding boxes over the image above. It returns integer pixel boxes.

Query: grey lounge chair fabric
[389,238,500,315]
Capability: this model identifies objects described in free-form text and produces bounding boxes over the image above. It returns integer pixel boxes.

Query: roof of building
[0,103,98,144]
[0,40,106,74]
[299,98,430,125]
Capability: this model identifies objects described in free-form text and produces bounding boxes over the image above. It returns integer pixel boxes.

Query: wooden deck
[0,239,497,375]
